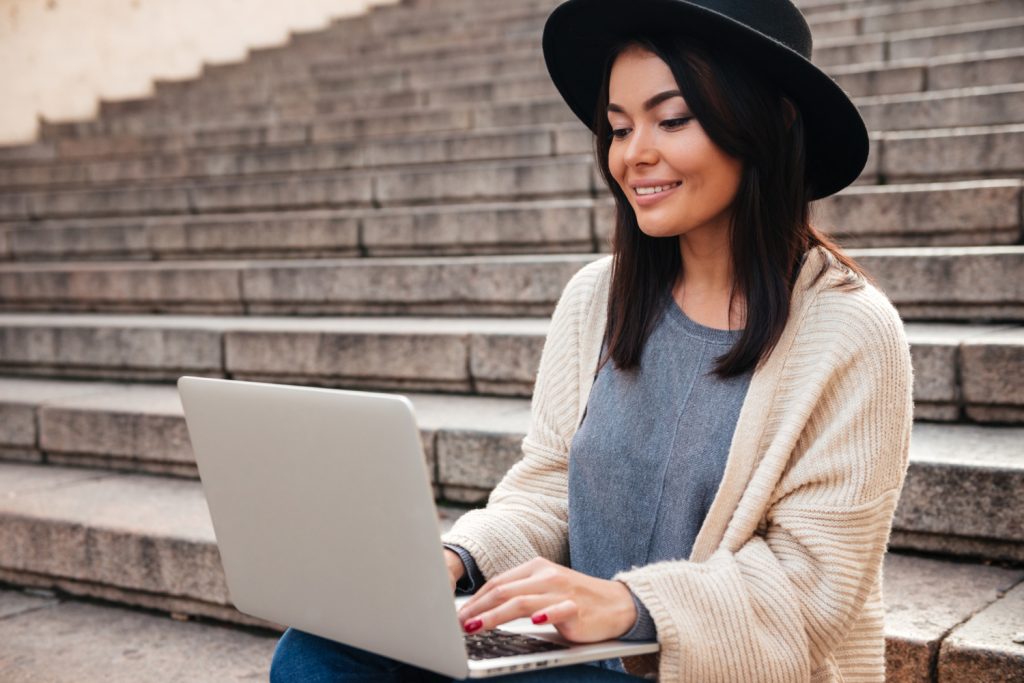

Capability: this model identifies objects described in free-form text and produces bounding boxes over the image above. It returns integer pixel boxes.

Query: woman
[271,0,914,681]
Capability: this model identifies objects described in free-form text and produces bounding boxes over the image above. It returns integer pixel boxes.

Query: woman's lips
[634,181,682,207]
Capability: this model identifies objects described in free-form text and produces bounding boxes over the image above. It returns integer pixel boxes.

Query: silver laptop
[177,376,658,679]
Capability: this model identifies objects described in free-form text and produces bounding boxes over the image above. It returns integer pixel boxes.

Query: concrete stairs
[0,0,1022,680]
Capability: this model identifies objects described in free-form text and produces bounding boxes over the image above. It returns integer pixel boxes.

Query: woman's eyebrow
[607,90,684,114]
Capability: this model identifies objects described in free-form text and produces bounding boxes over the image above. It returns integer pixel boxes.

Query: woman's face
[607,46,743,242]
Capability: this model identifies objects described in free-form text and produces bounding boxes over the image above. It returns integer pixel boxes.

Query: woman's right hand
[444,548,466,593]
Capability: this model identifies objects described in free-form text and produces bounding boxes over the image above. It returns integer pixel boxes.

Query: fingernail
[464,619,483,633]
[531,613,548,624]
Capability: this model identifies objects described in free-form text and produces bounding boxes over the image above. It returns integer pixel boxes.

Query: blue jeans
[270,628,647,682]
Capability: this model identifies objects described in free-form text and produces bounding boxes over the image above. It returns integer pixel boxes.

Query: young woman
[270,1,914,681]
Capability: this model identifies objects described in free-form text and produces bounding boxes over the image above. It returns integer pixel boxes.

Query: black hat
[542,0,870,200]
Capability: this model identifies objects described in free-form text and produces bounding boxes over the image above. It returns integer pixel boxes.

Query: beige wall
[0,0,398,145]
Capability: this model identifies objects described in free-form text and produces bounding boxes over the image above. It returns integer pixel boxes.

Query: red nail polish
[531,613,548,624]
[464,619,483,633]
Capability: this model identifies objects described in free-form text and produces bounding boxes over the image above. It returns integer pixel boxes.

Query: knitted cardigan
[440,245,914,682]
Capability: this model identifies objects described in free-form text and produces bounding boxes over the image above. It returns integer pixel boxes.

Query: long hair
[593,34,872,379]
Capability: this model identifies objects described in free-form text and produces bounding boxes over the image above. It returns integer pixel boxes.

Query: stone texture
[26,186,190,219]
[862,1,1024,36]
[9,219,152,260]
[0,261,244,312]
[241,254,592,316]
[0,378,126,450]
[0,587,59,619]
[832,61,926,98]
[962,326,1024,423]
[928,46,1024,91]
[190,173,373,213]
[311,108,472,143]
[39,385,193,467]
[0,593,277,682]
[850,246,1024,320]
[884,553,1024,683]
[889,18,1024,62]
[882,124,1024,180]
[375,157,592,204]
[366,126,553,166]
[0,464,225,602]
[813,180,1022,247]
[894,422,1024,547]
[361,200,593,256]
[149,211,361,258]
[469,329,547,397]
[859,84,1024,132]
[903,323,1014,422]
[223,316,548,395]
[0,314,224,377]
[938,580,1024,682]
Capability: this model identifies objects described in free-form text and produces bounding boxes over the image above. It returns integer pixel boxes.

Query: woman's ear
[782,97,797,130]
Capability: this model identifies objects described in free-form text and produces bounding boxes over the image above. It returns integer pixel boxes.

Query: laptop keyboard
[464,629,571,660]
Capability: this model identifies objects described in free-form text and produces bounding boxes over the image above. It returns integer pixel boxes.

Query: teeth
[636,182,680,195]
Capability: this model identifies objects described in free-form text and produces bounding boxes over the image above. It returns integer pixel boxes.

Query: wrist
[444,548,466,581]
[609,579,638,637]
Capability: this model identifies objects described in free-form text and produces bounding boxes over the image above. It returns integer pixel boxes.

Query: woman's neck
[675,231,746,331]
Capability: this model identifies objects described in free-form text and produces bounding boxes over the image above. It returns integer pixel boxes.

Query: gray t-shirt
[568,284,752,667]
[448,283,752,672]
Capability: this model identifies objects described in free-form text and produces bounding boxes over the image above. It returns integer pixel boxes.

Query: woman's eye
[663,117,692,128]
[608,117,692,140]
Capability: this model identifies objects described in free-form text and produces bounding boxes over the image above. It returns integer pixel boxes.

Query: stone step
[221,9,1024,77]
[6,84,1024,193]
[1,180,1018,263]
[0,314,1018,423]
[0,247,1021,322]
[27,46,1024,158]
[0,459,1022,683]
[0,200,593,262]
[34,15,1024,143]
[3,120,1023,220]
[883,553,1024,682]
[66,31,1024,136]
[881,123,1024,181]
[0,155,593,220]
[155,45,1024,122]
[0,587,277,682]
[141,0,1023,108]
[1,375,1022,562]
[0,460,469,628]
[293,0,988,57]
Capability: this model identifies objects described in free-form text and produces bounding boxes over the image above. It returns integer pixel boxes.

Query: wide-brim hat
[542,0,869,200]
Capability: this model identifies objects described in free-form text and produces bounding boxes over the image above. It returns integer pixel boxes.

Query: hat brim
[542,0,869,199]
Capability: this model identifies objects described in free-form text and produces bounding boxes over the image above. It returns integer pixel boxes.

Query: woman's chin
[636,224,685,240]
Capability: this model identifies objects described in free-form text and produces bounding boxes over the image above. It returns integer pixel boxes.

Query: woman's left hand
[456,557,637,643]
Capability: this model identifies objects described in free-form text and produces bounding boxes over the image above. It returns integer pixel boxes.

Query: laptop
[177,376,659,679]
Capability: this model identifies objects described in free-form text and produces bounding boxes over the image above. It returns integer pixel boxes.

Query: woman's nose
[622,124,659,166]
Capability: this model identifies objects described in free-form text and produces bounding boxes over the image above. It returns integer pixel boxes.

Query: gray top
[448,283,752,672]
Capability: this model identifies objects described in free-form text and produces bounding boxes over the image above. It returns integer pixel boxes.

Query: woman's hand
[444,548,466,594]
[456,557,637,643]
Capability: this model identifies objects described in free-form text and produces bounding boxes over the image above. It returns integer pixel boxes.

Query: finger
[463,592,552,634]
[458,558,550,617]
[530,599,577,626]
[458,574,552,623]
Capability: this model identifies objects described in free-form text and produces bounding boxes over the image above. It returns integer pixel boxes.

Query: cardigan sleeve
[439,260,598,580]
[613,289,914,682]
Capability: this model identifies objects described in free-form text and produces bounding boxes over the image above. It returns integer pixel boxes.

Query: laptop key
[465,629,571,660]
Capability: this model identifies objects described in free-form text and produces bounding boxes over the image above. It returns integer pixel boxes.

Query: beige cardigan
[441,246,914,682]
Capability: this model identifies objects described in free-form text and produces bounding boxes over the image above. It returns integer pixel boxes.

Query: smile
[634,181,682,206]
[630,181,679,194]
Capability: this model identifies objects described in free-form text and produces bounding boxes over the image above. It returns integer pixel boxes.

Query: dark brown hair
[593,33,872,379]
